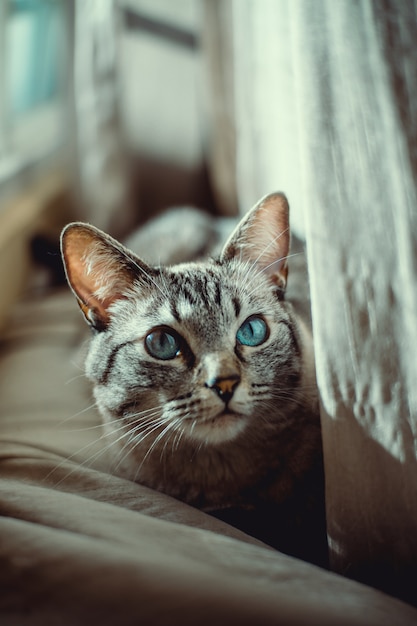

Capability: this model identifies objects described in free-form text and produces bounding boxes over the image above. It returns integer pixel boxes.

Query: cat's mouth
[204,407,241,423]
[188,410,248,444]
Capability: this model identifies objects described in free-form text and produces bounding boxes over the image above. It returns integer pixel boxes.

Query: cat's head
[61,193,313,449]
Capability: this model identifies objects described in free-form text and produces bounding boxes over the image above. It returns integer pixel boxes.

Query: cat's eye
[145,328,181,360]
[236,316,269,347]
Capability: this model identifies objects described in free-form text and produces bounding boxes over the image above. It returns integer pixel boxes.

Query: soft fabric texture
[1,290,416,625]
[205,1,417,600]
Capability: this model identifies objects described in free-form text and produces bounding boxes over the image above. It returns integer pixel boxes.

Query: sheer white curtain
[205,0,417,605]
[231,0,308,236]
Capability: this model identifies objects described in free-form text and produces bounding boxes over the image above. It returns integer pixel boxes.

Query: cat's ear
[221,192,290,291]
[61,222,149,330]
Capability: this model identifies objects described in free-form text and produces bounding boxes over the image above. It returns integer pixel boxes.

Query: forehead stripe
[170,301,181,322]
[180,276,212,310]
[97,342,129,385]
[214,281,222,306]
[233,297,241,317]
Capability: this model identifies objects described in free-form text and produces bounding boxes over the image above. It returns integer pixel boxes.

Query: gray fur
[61,193,326,563]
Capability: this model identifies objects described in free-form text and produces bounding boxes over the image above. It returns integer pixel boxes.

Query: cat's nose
[206,375,240,404]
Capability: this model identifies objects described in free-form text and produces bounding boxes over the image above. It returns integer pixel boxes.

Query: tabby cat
[61,192,327,565]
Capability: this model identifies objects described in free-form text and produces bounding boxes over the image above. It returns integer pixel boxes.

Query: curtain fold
[295,1,417,603]
[230,0,308,235]
[205,0,417,604]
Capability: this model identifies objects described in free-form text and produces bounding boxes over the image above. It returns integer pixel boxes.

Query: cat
[60,192,327,566]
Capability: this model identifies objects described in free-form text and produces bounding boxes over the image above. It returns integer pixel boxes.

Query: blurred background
[1,0,417,269]
[2,0,320,323]
[0,0,226,233]
[3,0,415,303]
[0,0,236,324]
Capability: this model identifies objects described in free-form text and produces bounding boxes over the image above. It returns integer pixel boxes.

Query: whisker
[131,419,179,482]
[111,414,168,474]
[120,245,170,302]
[169,418,186,454]
[65,373,88,385]
[235,228,290,292]
[49,413,162,488]
[57,402,100,426]
[63,422,106,433]
[252,226,291,268]
[248,252,302,297]
[44,429,110,486]
[47,405,165,486]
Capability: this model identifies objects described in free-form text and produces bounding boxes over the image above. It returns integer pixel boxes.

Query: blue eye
[145,328,181,360]
[236,316,269,347]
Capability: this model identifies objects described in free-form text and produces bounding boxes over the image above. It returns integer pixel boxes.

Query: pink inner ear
[241,193,290,287]
[62,224,134,327]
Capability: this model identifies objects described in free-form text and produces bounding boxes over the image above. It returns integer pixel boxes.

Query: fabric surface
[1,290,417,624]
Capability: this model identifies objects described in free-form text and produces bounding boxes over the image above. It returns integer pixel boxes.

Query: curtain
[204,0,417,605]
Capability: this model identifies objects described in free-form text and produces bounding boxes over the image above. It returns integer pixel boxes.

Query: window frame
[0,0,72,191]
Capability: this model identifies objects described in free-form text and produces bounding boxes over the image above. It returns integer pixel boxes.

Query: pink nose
[206,375,240,404]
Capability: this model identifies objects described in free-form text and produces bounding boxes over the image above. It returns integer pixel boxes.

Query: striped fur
[61,193,326,564]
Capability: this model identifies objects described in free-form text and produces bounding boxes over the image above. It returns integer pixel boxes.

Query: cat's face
[84,258,301,447]
[61,193,313,454]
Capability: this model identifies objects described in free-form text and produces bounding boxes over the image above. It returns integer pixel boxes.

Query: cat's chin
[187,411,248,445]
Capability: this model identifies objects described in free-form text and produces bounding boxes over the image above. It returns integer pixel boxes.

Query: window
[0,0,68,183]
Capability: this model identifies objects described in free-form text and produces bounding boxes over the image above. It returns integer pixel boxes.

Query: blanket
[0,291,416,625]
